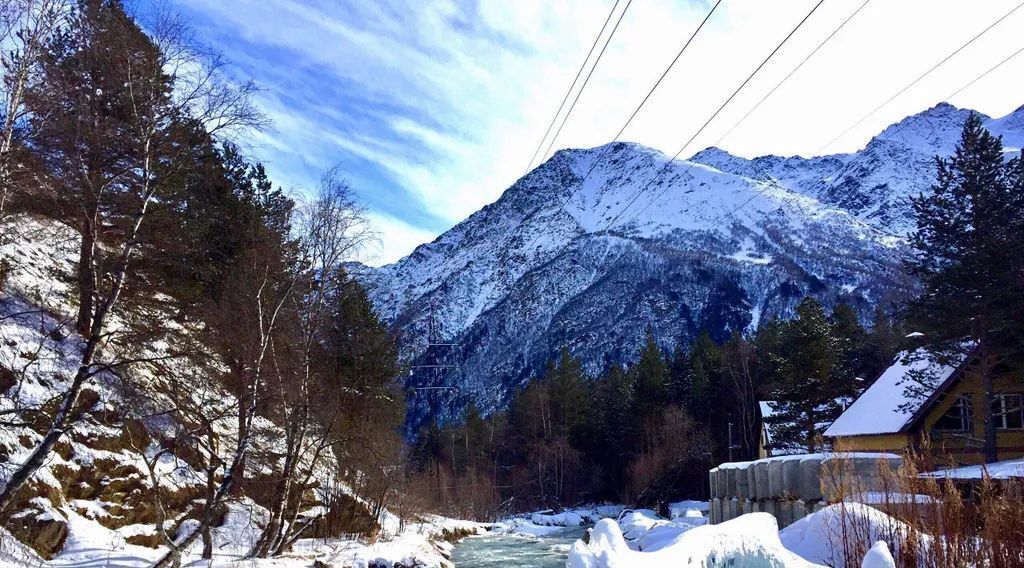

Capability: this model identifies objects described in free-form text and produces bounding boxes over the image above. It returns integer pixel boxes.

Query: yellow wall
[835,371,1024,466]
[834,433,910,454]
[919,372,1024,465]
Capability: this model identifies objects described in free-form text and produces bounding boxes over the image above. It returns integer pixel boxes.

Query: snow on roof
[759,401,776,446]
[824,349,962,438]
[920,458,1024,480]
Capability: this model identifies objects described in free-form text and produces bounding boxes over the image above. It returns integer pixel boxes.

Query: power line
[944,44,1024,102]
[522,0,623,176]
[714,0,873,145]
[604,0,825,231]
[709,5,1024,229]
[417,0,722,357]
[511,0,724,261]
[537,0,634,166]
[815,0,1024,154]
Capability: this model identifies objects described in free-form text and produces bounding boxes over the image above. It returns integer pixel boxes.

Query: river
[451,526,587,567]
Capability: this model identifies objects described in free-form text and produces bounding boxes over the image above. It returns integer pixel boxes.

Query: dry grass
[822,446,1024,567]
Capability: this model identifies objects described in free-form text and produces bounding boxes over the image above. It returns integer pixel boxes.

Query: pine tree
[685,331,721,424]
[548,348,590,445]
[598,364,635,478]
[764,297,847,453]
[632,330,668,418]
[907,113,1024,462]
[829,303,868,392]
[863,304,905,381]
[666,345,690,405]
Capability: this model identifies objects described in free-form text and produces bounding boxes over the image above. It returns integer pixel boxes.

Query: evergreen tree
[863,304,905,381]
[907,113,1024,462]
[764,297,849,453]
[318,271,403,441]
[830,303,868,391]
[666,345,690,405]
[685,331,721,424]
[548,348,590,445]
[632,330,668,418]
[598,363,636,484]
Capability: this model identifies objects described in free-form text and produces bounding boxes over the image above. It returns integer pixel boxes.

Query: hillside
[355,103,1024,423]
[0,215,477,565]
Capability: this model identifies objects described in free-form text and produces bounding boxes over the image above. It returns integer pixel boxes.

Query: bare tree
[150,242,297,568]
[0,0,69,219]
[249,169,372,558]
[721,333,758,458]
[0,2,263,513]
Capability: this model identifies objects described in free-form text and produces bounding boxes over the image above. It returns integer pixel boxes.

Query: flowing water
[452,526,586,567]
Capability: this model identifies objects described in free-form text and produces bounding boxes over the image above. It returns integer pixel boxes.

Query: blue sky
[139,0,1024,265]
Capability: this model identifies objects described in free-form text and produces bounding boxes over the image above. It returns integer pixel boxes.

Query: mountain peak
[867,102,983,154]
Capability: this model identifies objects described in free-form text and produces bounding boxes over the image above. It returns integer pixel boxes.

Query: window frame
[992,393,1024,431]
[934,394,973,433]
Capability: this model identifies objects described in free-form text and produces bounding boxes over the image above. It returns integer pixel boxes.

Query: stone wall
[708,453,902,528]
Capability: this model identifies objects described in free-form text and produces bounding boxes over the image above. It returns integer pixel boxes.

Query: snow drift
[567,513,823,567]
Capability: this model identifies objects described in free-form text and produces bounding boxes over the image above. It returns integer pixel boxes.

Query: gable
[825,348,965,438]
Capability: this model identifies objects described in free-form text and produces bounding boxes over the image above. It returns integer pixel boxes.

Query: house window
[992,394,1024,430]
[934,394,973,432]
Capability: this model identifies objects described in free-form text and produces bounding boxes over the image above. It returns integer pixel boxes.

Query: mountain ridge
[354,102,1024,424]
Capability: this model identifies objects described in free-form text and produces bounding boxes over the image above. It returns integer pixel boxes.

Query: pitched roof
[824,348,967,438]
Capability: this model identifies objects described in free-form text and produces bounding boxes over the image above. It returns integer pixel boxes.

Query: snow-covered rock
[2,215,449,565]
[861,541,896,568]
[493,504,625,537]
[356,102,1024,425]
[568,513,822,567]
[668,500,708,518]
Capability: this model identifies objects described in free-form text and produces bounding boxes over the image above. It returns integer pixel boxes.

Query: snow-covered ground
[565,503,905,568]
[490,504,625,537]
[0,499,486,568]
[919,457,1024,480]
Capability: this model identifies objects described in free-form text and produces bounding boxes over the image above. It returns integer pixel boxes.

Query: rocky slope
[355,103,1024,424]
[0,217,378,561]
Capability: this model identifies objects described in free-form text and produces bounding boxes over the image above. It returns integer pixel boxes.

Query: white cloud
[362,212,439,267]
[174,0,1024,264]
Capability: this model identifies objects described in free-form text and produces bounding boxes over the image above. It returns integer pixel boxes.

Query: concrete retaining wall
[708,453,902,528]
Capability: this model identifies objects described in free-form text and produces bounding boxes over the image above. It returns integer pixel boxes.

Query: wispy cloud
[150,0,1024,265]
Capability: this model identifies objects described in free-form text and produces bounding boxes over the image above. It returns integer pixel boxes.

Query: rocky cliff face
[354,103,1024,424]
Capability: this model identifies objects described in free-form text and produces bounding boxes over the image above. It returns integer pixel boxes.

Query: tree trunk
[76,211,97,335]
[0,333,99,510]
[202,466,214,559]
[981,355,998,463]
[232,369,248,498]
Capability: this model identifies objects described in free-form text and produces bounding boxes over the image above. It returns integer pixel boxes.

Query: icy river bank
[451,526,586,567]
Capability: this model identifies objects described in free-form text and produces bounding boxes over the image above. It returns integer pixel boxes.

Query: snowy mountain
[355,103,1024,423]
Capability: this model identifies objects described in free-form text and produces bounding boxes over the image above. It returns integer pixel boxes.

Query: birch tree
[0,0,69,219]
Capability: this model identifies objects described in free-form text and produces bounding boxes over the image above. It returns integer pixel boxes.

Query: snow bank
[780,503,927,568]
[568,514,822,567]
[668,500,708,518]
[494,505,624,537]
